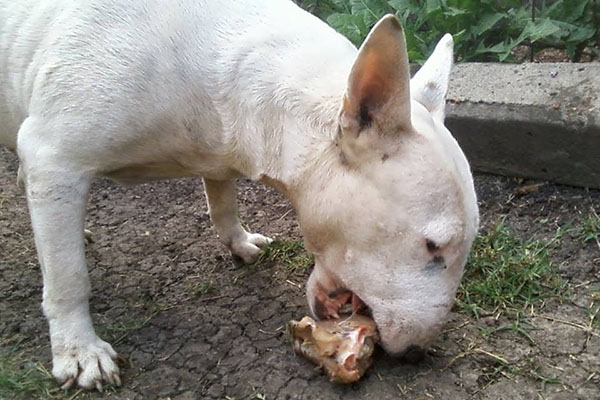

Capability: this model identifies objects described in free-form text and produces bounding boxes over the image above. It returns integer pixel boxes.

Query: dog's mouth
[313,287,372,320]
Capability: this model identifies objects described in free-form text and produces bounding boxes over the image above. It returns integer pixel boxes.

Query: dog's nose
[401,345,426,364]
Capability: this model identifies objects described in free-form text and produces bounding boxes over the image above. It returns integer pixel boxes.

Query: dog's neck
[211,29,357,198]
[254,84,345,198]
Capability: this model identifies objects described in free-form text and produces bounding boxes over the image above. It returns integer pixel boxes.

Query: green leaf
[542,0,590,23]
[482,40,513,54]
[426,0,442,14]
[453,29,467,44]
[326,13,366,45]
[388,0,420,13]
[349,0,388,27]
[301,0,598,63]
[331,0,353,13]
[518,18,562,44]
[554,20,596,42]
[475,39,517,62]
[443,6,470,17]
[471,12,505,36]
[566,42,577,59]
[568,25,596,42]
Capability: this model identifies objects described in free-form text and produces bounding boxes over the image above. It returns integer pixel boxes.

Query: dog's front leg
[19,120,120,390]
[203,178,272,263]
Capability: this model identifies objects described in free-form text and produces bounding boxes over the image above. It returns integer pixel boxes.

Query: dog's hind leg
[17,117,120,391]
[203,178,272,263]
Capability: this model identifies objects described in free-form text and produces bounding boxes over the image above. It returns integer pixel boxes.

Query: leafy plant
[300,0,599,62]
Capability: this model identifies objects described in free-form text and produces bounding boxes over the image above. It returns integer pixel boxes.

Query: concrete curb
[446,62,600,189]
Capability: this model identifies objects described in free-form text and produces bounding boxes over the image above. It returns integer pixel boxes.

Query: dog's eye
[425,239,439,252]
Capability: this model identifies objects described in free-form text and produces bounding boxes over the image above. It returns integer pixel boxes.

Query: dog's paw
[52,337,121,391]
[230,232,273,263]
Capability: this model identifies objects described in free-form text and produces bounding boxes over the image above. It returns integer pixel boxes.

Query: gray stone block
[446,62,600,189]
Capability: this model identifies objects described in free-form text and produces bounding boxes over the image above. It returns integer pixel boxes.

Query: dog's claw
[113,372,122,387]
[51,333,120,392]
[101,364,122,387]
[60,377,75,390]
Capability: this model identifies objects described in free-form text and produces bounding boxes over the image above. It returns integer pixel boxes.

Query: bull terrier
[0,0,479,390]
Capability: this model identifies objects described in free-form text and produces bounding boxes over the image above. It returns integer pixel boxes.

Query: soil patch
[1,147,598,399]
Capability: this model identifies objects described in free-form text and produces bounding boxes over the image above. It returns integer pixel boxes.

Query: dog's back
[0,0,352,160]
[0,0,59,146]
[0,0,356,186]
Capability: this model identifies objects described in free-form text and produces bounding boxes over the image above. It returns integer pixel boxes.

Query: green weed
[225,387,266,400]
[445,342,560,389]
[0,355,56,400]
[587,288,600,328]
[494,361,561,391]
[578,209,600,244]
[187,280,216,297]
[97,298,164,345]
[254,239,314,273]
[300,0,599,62]
[457,219,567,319]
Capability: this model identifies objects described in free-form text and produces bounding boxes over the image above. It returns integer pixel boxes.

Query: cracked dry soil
[1,147,599,400]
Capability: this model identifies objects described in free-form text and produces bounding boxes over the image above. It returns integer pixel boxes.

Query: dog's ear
[410,34,453,122]
[340,15,411,140]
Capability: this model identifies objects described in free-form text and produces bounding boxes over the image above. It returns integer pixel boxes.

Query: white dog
[0,0,478,390]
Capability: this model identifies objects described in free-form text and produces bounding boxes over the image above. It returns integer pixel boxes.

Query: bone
[287,314,379,383]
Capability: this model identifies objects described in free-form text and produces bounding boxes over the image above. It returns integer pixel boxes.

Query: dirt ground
[1,146,599,400]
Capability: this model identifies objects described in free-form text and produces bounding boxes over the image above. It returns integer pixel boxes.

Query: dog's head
[296,15,479,358]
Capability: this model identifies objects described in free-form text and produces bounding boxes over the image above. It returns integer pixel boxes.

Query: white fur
[0,0,478,389]
[411,33,454,122]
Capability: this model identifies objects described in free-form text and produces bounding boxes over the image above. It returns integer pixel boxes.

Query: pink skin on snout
[306,263,367,320]
[304,238,471,358]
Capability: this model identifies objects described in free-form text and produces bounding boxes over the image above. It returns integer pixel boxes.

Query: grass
[457,219,567,319]
[225,388,266,400]
[538,208,600,247]
[442,340,561,391]
[0,353,119,400]
[254,239,314,273]
[477,317,537,345]
[585,286,600,330]
[0,355,57,400]
[484,357,561,391]
[578,209,600,245]
[186,280,216,297]
[0,306,160,400]
[98,316,157,345]
[97,298,164,345]
[0,295,164,400]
